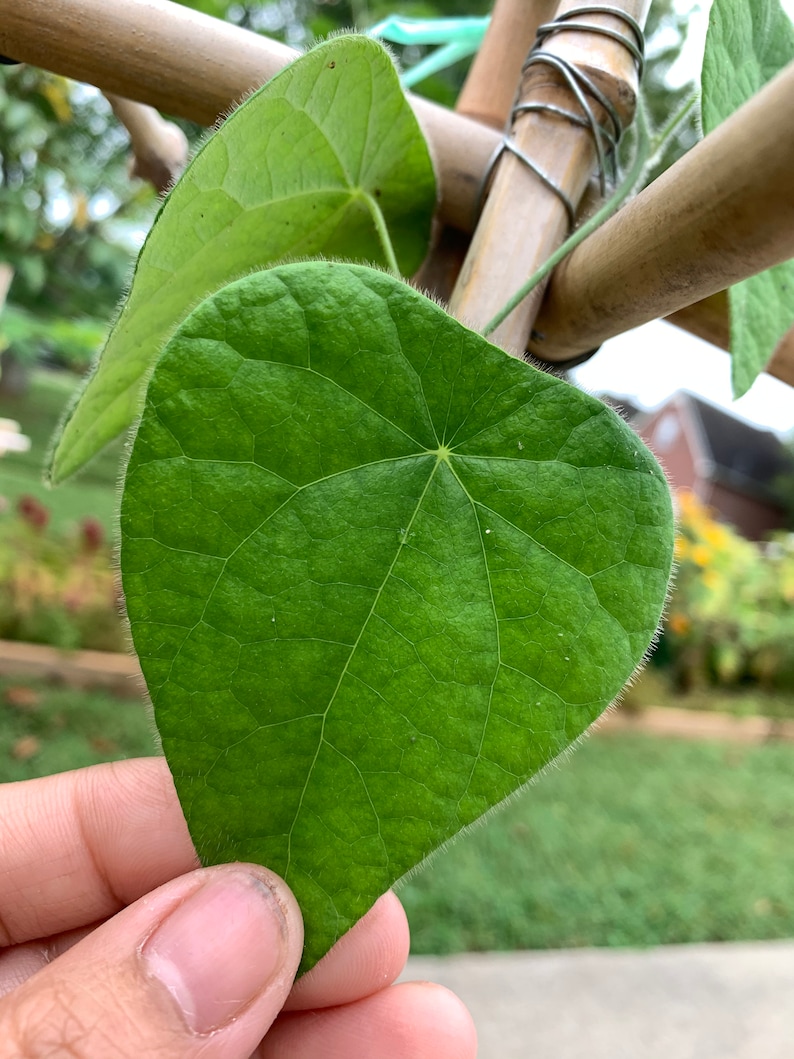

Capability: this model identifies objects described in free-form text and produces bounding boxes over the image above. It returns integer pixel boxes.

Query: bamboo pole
[0,0,295,123]
[0,0,500,234]
[455,0,559,130]
[416,0,557,303]
[528,61,794,366]
[449,0,650,354]
[106,96,188,194]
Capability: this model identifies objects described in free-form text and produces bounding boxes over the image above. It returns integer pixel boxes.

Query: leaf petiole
[362,191,402,277]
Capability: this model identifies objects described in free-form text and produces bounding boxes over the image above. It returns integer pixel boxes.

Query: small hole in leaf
[328,61,336,68]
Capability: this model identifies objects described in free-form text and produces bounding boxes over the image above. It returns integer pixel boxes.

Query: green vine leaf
[120,262,674,972]
[701,0,794,397]
[49,35,435,484]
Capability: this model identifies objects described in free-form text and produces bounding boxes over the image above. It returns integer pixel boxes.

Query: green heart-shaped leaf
[120,262,674,972]
[50,35,435,483]
[701,0,794,397]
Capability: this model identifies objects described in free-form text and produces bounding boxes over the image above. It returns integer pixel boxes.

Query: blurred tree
[640,0,701,181]
[0,66,158,392]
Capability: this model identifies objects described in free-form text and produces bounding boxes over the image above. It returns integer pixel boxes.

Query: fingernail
[143,869,288,1034]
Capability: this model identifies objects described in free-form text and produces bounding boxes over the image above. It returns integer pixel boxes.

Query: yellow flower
[677,490,699,517]
[674,536,690,561]
[702,522,729,549]
[668,613,691,636]
[702,570,721,591]
[691,544,711,568]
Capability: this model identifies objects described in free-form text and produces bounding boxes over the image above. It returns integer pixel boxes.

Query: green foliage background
[667,492,794,691]
[1,0,696,378]
[0,68,156,370]
[700,0,794,397]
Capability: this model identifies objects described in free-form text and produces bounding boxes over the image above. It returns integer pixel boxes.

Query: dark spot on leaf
[374,188,382,198]
[328,61,336,69]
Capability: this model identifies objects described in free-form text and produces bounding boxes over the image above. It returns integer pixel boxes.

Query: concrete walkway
[403,940,794,1058]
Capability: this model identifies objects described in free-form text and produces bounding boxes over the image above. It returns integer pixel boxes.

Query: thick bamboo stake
[416,0,557,302]
[529,61,794,365]
[0,0,294,123]
[455,0,559,129]
[106,95,188,195]
[0,0,500,233]
[667,295,794,390]
[449,0,649,353]
[665,292,729,351]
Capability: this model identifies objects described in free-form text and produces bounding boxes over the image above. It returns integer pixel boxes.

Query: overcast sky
[572,321,794,438]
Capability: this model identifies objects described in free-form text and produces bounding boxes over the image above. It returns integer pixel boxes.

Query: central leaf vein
[283,455,441,878]
[445,459,500,819]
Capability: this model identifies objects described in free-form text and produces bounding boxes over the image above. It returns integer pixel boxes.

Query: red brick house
[622,391,791,541]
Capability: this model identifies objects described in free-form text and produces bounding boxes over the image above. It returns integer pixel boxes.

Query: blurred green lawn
[400,731,794,953]
[0,678,155,781]
[0,368,124,535]
[3,677,793,954]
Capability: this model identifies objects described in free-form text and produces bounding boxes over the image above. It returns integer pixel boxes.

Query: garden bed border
[2,639,794,742]
[0,639,143,699]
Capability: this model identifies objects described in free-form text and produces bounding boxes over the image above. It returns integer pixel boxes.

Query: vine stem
[364,192,402,278]
[482,95,652,339]
[640,90,699,183]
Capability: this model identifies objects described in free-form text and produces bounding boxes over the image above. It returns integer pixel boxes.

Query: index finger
[0,757,197,947]
[0,759,412,1012]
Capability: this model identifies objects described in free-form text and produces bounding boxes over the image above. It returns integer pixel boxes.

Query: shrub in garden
[667,491,794,689]
[0,495,124,651]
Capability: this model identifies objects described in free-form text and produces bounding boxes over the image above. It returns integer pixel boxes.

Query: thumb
[0,864,304,1059]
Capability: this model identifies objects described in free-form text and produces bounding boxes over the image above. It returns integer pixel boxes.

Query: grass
[0,368,123,535]
[400,731,794,953]
[0,678,155,782]
[3,676,794,953]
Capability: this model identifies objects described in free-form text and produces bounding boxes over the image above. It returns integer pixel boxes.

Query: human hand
[0,757,476,1058]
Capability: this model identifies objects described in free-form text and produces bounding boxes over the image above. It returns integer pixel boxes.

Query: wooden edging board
[0,639,144,700]
[598,705,794,744]
[1,640,793,743]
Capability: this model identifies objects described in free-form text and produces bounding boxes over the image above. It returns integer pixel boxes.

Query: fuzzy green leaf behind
[701,0,794,397]
[120,262,674,972]
[49,36,435,483]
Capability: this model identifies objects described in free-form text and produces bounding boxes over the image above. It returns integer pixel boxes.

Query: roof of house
[683,393,791,506]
